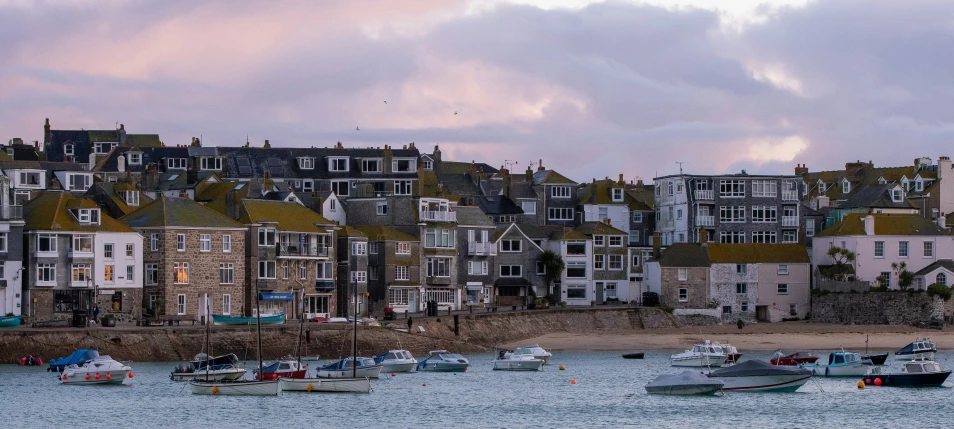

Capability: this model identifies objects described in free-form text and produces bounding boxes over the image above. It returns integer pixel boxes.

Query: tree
[892,262,915,290]
[540,250,565,304]
[822,246,856,281]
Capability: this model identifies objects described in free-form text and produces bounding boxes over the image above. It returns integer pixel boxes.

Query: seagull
[356,126,360,131]
[383,101,387,104]
[454,111,458,115]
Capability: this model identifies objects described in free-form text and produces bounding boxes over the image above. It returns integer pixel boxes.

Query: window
[892,189,903,202]
[396,242,411,254]
[367,243,379,255]
[216,235,229,253]
[19,171,41,187]
[294,157,315,170]
[166,158,188,170]
[316,262,334,280]
[548,208,574,221]
[200,157,222,170]
[612,188,624,201]
[924,241,934,258]
[362,159,381,173]
[281,261,289,279]
[177,234,186,251]
[677,268,688,281]
[678,288,688,302]
[392,159,415,173]
[37,234,57,252]
[880,271,891,288]
[778,284,788,294]
[426,257,451,277]
[521,201,536,214]
[609,236,623,247]
[222,295,231,315]
[778,264,789,275]
[104,265,114,282]
[395,266,410,280]
[104,243,114,259]
[76,209,98,225]
[220,263,234,284]
[609,255,623,270]
[331,180,350,197]
[668,182,673,196]
[751,206,777,223]
[916,179,923,192]
[782,230,797,243]
[594,254,605,270]
[789,303,798,316]
[423,160,433,171]
[497,265,521,277]
[145,264,158,285]
[676,209,683,220]
[536,261,546,275]
[719,206,746,223]
[736,283,747,294]
[67,173,91,191]
[124,243,134,258]
[376,203,388,216]
[64,144,74,156]
[720,180,745,197]
[299,264,307,280]
[351,271,367,283]
[633,212,643,223]
[598,207,609,220]
[352,242,367,255]
[551,186,571,198]
[937,273,947,286]
[567,285,586,299]
[873,241,884,258]
[72,235,93,253]
[741,302,749,312]
[258,261,276,279]
[751,180,778,197]
[736,264,747,275]
[394,180,413,196]
[71,264,91,282]
[719,232,745,244]
[174,262,189,284]
[722,305,732,315]
[329,157,349,172]
[806,222,815,237]
[593,236,605,246]
[566,262,586,278]
[842,180,851,194]
[121,265,131,283]
[389,288,411,305]
[177,294,186,315]
[424,229,455,248]
[258,228,276,247]
[500,240,522,252]
[897,241,909,258]
[632,255,640,267]
[629,230,640,245]
[37,264,56,282]
[200,234,211,252]
[128,152,141,165]
[605,282,617,298]
[751,231,777,244]
[150,234,159,251]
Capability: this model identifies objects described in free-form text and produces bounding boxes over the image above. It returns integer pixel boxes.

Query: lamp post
[87,277,92,327]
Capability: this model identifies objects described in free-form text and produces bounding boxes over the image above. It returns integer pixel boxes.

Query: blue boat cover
[259,292,294,301]
[49,349,99,371]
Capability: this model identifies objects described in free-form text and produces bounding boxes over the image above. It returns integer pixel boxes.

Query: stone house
[42,118,162,165]
[454,206,497,307]
[491,223,546,307]
[120,197,246,323]
[532,162,578,227]
[22,192,144,323]
[356,225,420,316]
[705,243,810,322]
[644,242,711,309]
[575,221,630,303]
[336,226,369,317]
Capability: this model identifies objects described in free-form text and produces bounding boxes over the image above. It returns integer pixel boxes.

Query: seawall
[811,292,946,325]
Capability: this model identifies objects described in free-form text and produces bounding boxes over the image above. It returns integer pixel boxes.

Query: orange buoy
[61,375,67,381]
[85,374,90,380]
[571,379,577,385]
[874,378,883,386]
[106,373,111,380]
[128,372,134,379]
[95,374,100,380]
[391,372,396,377]
[211,386,219,395]
[307,383,313,392]
[857,381,865,389]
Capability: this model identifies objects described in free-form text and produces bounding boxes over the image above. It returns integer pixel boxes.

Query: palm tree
[540,250,565,305]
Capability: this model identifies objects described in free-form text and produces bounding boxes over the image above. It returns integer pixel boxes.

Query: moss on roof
[577,179,629,205]
[196,182,238,202]
[554,229,589,241]
[355,225,415,241]
[574,221,627,236]
[337,226,368,238]
[534,170,576,185]
[816,213,949,237]
[705,243,810,264]
[24,192,136,233]
[121,196,244,229]
[239,199,334,232]
[657,243,710,267]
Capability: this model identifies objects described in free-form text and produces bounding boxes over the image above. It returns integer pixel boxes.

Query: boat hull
[493,359,544,371]
[865,371,951,387]
[212,314,285,326]
[279,377,371,393]
[381,362,417,373]
[622,353,645,359]
[188,380,279,396]
[713,374,811,392]
[317,365,382,379]
[61,369,130,385]
[645,383,723,395]
[416,363,469,372]
[808,363,871,377]
[0,315,21,328]
[171,368,247,382]
[895,351,935,361]
[670,356,724,368]
[862,353,889,365]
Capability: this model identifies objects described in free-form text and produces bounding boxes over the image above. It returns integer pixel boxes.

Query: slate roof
[532,169,577,185]
[816,213,949,237]
[23,192,135,233]
[656,243,710,267]
[801,162,939,201]
[476,196,523,215]
[89,182,154,217]
[436,160,497,175]
[914,260,954,276]
[455,206,495,227]
[354,225,416,241]
[837,184,914,210]
[705,243,810,264]
[239,199,335,232]
[94,146,192,173]
[121,196,244,229]
[574,221,627,236]
[217,146,420,180]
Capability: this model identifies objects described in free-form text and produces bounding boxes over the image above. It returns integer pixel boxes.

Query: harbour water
[2,350,953,428]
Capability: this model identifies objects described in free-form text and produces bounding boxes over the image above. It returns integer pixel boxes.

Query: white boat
[504,344,552,364]
[493,348,545,371]
[374,350,418,373]
[317,357,383,379]
[60,355,132,385]
[170,353,246,382]
[279,376,371,393]
[894,337,936,361]
[707,360,812,392]
[670,341,726,367]
[188,379,279,396]
[416,350,470,372]
[714,343,742,364]
[803,351,872,377]
[645,371,725,395]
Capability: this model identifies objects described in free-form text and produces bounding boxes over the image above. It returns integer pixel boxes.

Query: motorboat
[803,351,872,377]
[861,352,889,365]
[645,371,725,395]
[49,349,99,372]
[707,360,812,392]
[317,357,383,379]
[170,353,247,381]
[715,343,742,364]
[60,355,132,385]
[374,350,418,373]
[19,355,43,366]
[669,341,726,368]
[493,348,544,371]
[862,357,952,387]
[770,351,819,366]
[0,315,21,328]
[212,313,285,326]
[894,337,936,361]
[504,344,552,364]
[415,350,470,372]
[279,376,372,393]
[622,353,645,359]
[254,360,307,380]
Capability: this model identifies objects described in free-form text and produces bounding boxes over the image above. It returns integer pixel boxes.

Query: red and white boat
[770,351,819,366]
[253,360,307,380]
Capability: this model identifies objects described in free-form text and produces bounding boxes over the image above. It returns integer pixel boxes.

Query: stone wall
[812,292,944,325]
[817,279,870,293]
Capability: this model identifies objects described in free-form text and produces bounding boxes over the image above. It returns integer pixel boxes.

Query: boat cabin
[829,352,862,365]
[382,351,413,361]
[903,361,942,374]
[691,344,722,354]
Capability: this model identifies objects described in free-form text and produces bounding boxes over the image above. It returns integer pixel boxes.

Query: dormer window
[128,152,142,165]
[392,158,416,173]
[842,179,850,194]
[167,158,188,170]
[423,160,433,171]
[298,157,315,170]
[916,177,924,192]
[802,181,808,196]
[817,180,826,193]
[76,208,100,225]
[19,171,42,187]
[892,188,903,202]
[200,157,222,170]
[328,157,349,172]
[93,142,117,155]
[64,144,74,156]
[362,158,382,173]
[67,173,91,192]
[901,177,910,191]
[877,177,886,185]
[612,188,624,202]
[124,191,140,206]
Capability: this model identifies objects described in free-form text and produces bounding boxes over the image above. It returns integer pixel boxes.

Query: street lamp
[87,277,92,327]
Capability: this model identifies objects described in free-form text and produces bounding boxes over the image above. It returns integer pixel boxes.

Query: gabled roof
[238,199,334,232]
[337,226,367,238]
[837,184,914,210]
[354,225,416,242]
[577,179,627,205]
[816,213,949,237]
[120,196,244,229]
[23,192,135,233]
[574,221,627,236]
[455,206,495,227]
[476,196,523,215]
[217,146,420,180]
[492,223,544,251]
[656,243,710,267]
[552,229,589,241]
[705,243,810,264]
[914,260,954,276]
[532,169,577,185]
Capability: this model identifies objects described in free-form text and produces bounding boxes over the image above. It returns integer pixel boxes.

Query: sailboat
[280,287,372,393]
[189,288,279,396]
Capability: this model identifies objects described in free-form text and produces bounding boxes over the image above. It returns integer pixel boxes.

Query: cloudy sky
[2,0,952,182]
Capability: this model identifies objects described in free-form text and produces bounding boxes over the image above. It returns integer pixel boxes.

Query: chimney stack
[618,174,624,185]
[433,145,441,162]
[502,167,512,199]
[652,232,661,259]
[864,215,875,236]
[537,159,545,172]
[264,139,271,149]
[939,213,947,229]
[794,163,808,176]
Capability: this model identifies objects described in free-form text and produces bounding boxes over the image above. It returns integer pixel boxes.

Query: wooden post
[454,315,459,336]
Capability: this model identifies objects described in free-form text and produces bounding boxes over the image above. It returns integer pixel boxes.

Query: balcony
[426,276,452,285]
[694,190,713,200]
[663,220,674,229]
[468,241,496,256]
[0,205,22,220]
[277,244,329,258]
[782,190,798,201]
[782,216,799,227]
[421,211,456,222]
[696,216,714,227]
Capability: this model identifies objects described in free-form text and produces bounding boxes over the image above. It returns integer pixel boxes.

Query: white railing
[782,190,798,201]
[782,216,799,227]
[467,242,496,255]
[696,216,714,227]
[421,211,457,222]
[694,190,713,200]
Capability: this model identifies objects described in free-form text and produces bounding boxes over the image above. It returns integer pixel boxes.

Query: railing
[421,211,457,222]
[0,205,22,220]
[426,276,452,285]
[467,241,496,255]
[782,190,798,201]
[694,190,713,200]
[782,216,799,227]
[696,216,714,227]
[277,244,329,257]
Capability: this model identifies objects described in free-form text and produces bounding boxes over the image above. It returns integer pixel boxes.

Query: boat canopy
[709,360,811,377]
[49,349,99,371]
[647,371,724,389]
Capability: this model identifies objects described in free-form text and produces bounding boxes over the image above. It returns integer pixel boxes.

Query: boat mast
[206,299,212,381]
[295,290,305,371]
[352,281,358,379]
[255,282,264,379]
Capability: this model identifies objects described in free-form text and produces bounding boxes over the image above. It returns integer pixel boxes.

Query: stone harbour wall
[811,292,945,325]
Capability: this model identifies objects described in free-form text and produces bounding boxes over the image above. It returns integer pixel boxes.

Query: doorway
[756,305,769,322]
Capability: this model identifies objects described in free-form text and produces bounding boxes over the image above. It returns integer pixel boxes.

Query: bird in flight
[383,101,387,104]
[454,111,458,115]
[356,126,360,131]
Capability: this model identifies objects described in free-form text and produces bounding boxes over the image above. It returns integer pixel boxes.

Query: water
[2,350,954,428]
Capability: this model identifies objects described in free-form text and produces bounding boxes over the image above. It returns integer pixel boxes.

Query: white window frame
[200,157,223,171]
[467,261,488,275]
[222,294,231,315]
[362,159,382,173]
[392,158,416,173]
[37,263,56,283]
[258,261,276,279]
[612,188,624,201]
[521,201,536,214]
[174,262,189,284]
[223,235,232,253]
[298,157,315,170]
[150,233,159,251]
[376,202,388,216]
[678,288,688,302]
[104,243,114,259]
[678,268,688,281]
[777,264,789,275]
[396,242,411,254]
[924,241,934,258]
[777,283,789,294]
[329,157,349,172]
[609,236,623,247]
[548,207,574,221]
[551,186,571,198]
[352,242,367,255]
[608,255,623,270]
[177,294,186,315]
[177,234,186,251]
[166,158,188,170]
[500,239,522,253]
[594,235,604,246]
[200,234,212,252]
[395,265,410,280]
[393,180,413,196]
[331,180,350,197]
[258,228,277,247]
[219,263,234,284]
[351,271,367,283]
[874,241,885,258]
[899,241,908,258]
[594,254,605,270]
[126,265,134,283]
[145,263,159,285]
[719,180,745,197]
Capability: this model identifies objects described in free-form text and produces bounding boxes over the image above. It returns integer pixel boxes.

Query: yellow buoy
[329,360,333,364]
[857,381,865,389]
[211,386,218,395]
[571,379,577,385]
[307,383,313,392]
[559,365,565,371]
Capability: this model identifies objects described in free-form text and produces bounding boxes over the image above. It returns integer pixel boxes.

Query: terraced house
[0,175,24,318]
[357,225,421,314]
[576,221,630,304]
[491,223,546,308]
[120,197,246,324]
[336,226,369,317]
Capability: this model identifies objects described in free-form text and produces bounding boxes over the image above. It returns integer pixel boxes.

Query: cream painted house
[706,243,811,322]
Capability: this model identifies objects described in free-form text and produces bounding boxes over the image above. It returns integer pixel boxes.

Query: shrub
[659,305,674,314]
[869,285,888,293]
[927,283,952,301]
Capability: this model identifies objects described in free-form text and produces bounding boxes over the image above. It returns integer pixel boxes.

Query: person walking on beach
[92,305,100,324]
[407,316,413,332]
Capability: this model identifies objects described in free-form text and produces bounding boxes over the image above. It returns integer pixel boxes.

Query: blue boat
[212,314,285,326]
[316,357,382,379]
[415,350,470,373]
[0,315,20,328]
[802,351,872,377]
[48,349,99,372]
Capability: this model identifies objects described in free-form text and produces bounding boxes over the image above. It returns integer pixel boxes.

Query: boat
[894,337,936,361]
[254,360,307,380]
[19,355,43,366]
[715,343,742,364]
[170,353,246,381]
[504,344,552,364]
[48,349,99,372]
[803,351,872,377]
[211,313,285,326]
[60,355,132,385]
[189,292,279,396]
[0,315,21,328]
[317,357,383,379]
[493,348,545,371]
[374,350,418,373]
[863,357,952,387]
[770,351,819,366]
[669,341,726,368]
[416,350,470,372]
[860,335,889,365]
[645,371,725,395]
[622,353,645,359]
[707,360,812,392]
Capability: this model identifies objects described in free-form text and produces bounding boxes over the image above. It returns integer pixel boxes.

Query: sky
[2,0,953,183]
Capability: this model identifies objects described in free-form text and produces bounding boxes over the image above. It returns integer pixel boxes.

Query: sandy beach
[504,322,951,352]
